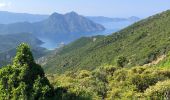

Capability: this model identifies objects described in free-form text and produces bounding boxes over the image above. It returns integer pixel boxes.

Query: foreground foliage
[1,9,170,100]
[1,43,170,100]
[48,65,170,99]
[0,44,54,100]
[0,44,97,100]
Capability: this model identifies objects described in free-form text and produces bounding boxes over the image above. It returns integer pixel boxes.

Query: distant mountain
[87,16,140,23]
[0,11,139,24]
[0,46,48,67]
[128,16,140,22]
[0,12,105,43]
[0,33,43,52]
[0,11,48,24]
[34,12,105,39]
[87,16,115,23]
[0,33,49,67]
[87,16,140,34]
[43,10,170,74]
[0,11,140,47]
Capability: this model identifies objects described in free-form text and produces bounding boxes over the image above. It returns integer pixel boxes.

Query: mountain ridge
[87,16,140,23]
[0,12,105,44]
[43,10,170,74]
[0,11,140,24]
[0,33,50,67]
[0,11,48,24]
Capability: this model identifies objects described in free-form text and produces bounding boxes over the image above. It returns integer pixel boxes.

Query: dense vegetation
[1,10,170,100]
[0,44,55,99]
[49,65,170,99]
[0,46,49,67]
[42,10,170,99]
[44,10,170,74]
[1,44,170,100]
[0,44,101,100]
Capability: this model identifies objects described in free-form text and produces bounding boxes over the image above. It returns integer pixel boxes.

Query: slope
[43,10,170,74]
[0,33,43,52]
[0,33,49,67]
[0,12,105,43]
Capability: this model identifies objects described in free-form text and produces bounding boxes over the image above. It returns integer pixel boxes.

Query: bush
[117,56,128,68]
[0,43,54,100]
[144,80,170,99]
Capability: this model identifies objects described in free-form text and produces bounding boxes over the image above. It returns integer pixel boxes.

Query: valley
[0,11,139,66]
[44,10,170,74]
[0,11,140,50]
[0,1,170,99]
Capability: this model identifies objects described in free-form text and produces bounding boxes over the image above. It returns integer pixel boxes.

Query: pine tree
[0,43,54,100]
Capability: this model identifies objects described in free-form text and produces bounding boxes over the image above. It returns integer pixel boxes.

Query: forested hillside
[1,10,170,99]
[0,33,49,67]
[0,44,91,100]
[43,10,170,99]
[1,1,170,100]
[50,65,170,99]
[0,33,43,52]
[43,10,170,74]
[1,44,170,100]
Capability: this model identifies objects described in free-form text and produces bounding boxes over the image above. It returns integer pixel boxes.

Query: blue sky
[0,0,170,18]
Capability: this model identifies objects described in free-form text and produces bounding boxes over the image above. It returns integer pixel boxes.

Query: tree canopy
[0,43,54,100]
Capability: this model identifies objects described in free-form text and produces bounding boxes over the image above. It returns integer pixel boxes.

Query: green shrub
[145,80,170,99]
[0,43,54,100]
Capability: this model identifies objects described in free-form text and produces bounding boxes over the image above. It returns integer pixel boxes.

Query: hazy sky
[0,0,170,18]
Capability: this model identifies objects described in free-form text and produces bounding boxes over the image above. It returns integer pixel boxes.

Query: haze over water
[40,20,135,50]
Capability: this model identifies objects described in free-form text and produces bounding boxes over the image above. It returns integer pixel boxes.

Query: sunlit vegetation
[1,9,170,100]
[44,10,170,74]
[1,44,170,99]
[48,65,170,99]
[0,44,54,99]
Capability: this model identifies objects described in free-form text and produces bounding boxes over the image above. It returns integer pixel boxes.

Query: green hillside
[1,44,170,100]
[0,46,49,67]
[50,65,170,99]
[1,9,170,99]
[0,33,43,53]
[43,10,170,74]
[0,33,50,67]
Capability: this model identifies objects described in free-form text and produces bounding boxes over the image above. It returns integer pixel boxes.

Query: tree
[0,43,54,100]
[117,56,128,68]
